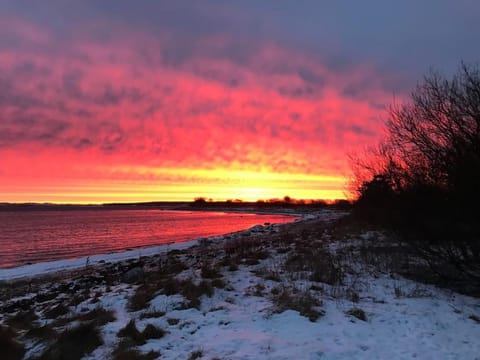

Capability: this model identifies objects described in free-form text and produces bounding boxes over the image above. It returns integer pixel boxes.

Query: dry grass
[167,318,180,325]
[285,247,343,285]
[142,324,166,339]
[188,349,204,359]
[253,282,266,297]
[469,314,480,324]
[224,237,257,256]
[156,254,187,276]
[161,277,214,309]
[77,307,116,326]
[139,310,166,319]
[117,320,146,346]
[251,266,282,282]
[181,280,214,309]
[114,321,165,359]
[129,284,158,312]
[201,264,222,279]
[346,307,367,321]
[271,286,324,322]
[38,322,103,360]
[227,263,239,271]
[224,237,270,264]
[211,278,226,289]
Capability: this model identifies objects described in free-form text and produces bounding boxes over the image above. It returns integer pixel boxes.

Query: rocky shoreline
[0,212,326,319]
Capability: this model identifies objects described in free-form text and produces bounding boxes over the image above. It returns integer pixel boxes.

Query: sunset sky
[1,1,480,203]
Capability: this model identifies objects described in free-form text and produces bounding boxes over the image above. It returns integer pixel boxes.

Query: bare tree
[386,63,480,195]
[353,63,480,289]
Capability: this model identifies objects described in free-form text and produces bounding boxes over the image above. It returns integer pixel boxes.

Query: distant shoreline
[0,200,351,213]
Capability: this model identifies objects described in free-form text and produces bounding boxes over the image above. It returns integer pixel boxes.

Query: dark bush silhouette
[0,326,25,360]
[353,63,480,292]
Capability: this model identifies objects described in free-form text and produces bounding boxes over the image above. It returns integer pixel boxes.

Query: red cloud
[0,18,402,202]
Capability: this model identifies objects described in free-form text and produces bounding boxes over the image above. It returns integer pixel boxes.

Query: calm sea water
[0,210,295,268]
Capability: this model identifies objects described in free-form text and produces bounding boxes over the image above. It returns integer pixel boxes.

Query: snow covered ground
[84,269,480,360]
[1,210,479,359]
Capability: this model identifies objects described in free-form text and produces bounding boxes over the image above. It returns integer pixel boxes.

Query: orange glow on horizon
[0,167,348,204]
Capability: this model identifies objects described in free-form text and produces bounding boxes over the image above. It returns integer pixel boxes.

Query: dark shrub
[113,349,159,360]
[0,326,25,360]
[44,304,69,319]
[117,320,145,345]
[346,307,367,321]
[201,265,222,279]
[142,324,166,339]
[6,309,38,329]
[25,324,57,340]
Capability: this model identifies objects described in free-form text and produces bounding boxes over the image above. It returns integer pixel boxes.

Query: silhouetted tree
[386,63,480,204]
[353,63,480,289]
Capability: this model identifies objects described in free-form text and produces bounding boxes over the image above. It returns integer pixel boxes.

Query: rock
[86,274,106,285]
[121,266,144,284]
[197,237,211,246]
[35,291,58,303]
[250,225,264,233]
[3,298,33,313]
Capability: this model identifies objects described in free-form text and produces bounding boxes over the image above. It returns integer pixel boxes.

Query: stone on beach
[121,266,144,284]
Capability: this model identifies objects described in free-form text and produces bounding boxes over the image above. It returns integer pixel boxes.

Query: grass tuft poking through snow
[469,314,480,324]
[139,310,166,320]
[39,322,103,360]
[346,307,367,321]
[78,306,116,326]
[271,285,324,322]
[188,349,204,359]
[117,320,146,346]
[142,323,166,339]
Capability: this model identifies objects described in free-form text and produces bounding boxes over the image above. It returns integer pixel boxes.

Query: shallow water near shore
[0,209,295,269]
